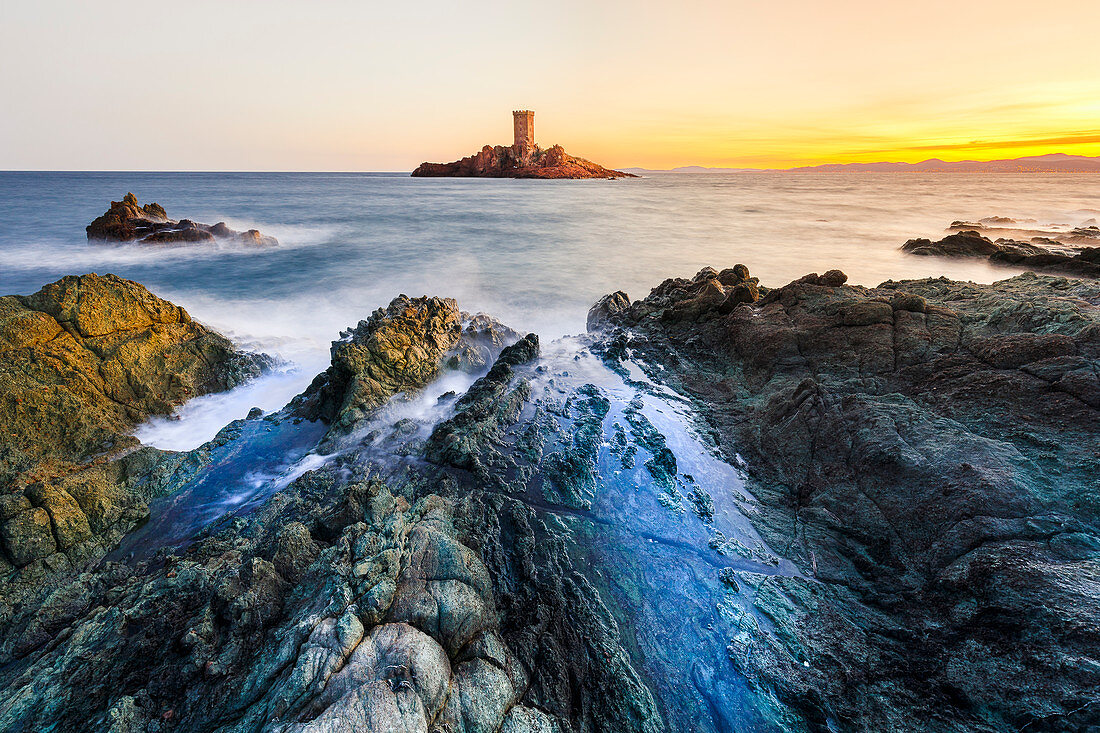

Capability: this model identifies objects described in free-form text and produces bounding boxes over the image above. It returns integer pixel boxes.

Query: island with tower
[412,110,635,179]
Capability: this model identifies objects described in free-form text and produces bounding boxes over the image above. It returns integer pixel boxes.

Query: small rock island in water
[901,216,1100,278]
[87,193,279,246]
[412,110,635,179]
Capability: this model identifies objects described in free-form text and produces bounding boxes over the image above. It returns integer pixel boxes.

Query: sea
[2,171,1097,450]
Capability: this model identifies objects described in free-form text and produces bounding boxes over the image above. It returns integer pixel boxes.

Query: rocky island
[0,264,1096,732]
[412,110,635,179]
[87,193,279,246]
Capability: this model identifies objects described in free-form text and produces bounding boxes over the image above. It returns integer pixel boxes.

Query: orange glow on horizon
[561,86,1100,170]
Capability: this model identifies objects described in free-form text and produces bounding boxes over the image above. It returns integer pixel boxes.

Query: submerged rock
[592,267,1100,730]
[86,193,279,246]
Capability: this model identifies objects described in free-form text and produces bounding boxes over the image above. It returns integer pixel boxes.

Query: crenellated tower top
[512,110,535,154]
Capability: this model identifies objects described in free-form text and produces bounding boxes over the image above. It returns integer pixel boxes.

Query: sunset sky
[3,0,1099,170]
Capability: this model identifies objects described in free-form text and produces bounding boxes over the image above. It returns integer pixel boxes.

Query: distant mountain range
[624,153,1100,175]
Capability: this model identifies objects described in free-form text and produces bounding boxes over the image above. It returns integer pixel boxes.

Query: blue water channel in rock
[112,330,808,730]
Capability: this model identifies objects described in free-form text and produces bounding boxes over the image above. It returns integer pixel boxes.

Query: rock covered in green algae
[7,261,1097,732]
[591,267,1100,731]
[0,274,270,576]
[538,383,610,510]
[0,471,535,731]
[1,274,268,479]
[294,294,464,431]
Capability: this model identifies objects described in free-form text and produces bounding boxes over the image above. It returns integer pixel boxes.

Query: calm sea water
[2,171,1097,447]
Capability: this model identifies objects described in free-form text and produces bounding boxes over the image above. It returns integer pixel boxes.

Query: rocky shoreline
[902,218,1100,278]
[0,274,272,631]
[0,264,1096,731]
[592,265,1100,730]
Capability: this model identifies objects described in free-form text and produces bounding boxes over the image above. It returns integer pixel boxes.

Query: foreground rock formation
[0,287,663,732]
[1,264,1097,731]
[902,220,1100,278]
[592,265,1100,730]
[87,193,279,246]
[0,274,269,626]
[412,144,635,179]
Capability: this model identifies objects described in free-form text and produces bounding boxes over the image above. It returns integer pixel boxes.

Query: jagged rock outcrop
[903,227,1100,278]
[0,470,541,731]
[6,262,1098,732]
[586,291,631,332]
[0,274,269,618]
[0,296,662,732]
[424,334,540,473]
[591,267,1100,730]
[294,295,465,431]
[590,264,764,330]
[292,296,519,438]
[87,193,279,246]
[412,144,635,179]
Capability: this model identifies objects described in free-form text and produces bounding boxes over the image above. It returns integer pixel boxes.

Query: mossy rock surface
[0,273,268,583]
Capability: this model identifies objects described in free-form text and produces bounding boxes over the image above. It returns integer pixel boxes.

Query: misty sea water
[1,171,1097,447]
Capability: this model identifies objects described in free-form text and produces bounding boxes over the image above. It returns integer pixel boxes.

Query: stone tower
[513,110,535,155]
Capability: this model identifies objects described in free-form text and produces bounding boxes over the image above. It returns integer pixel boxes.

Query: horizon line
[4,152,1100,175]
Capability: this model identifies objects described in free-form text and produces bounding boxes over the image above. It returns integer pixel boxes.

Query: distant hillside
[623,165,757,175]
[626,153,1100,175]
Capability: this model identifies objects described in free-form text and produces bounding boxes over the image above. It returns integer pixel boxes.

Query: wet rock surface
[0,473,553,732]
[593,265,1100,730]
[903,222,1100,278]
[0,294,672,732]
[87,193,279,246]
[412,144,635,179]
[589,264,765,329]
[2,265,1098,732]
